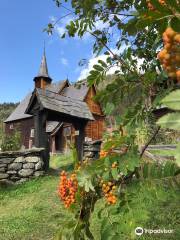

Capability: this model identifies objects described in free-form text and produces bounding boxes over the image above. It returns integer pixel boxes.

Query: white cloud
[77,46,127,80]
[60,57,68,66]
[49,15,74,38]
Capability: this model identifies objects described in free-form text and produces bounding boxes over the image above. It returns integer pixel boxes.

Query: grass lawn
[0,152,179,240]
[0,153,73,240]
[148,148,176,156]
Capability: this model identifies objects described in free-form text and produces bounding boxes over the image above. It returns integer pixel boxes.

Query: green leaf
[157,113,180,130]
[171,17,180,32]
[102,171,110,181]
[150,0,171,14]
[123,18,138,36]
[166,0,180,10]
[98,59,108,68]
[84,179,95,192]
[93,64,104,72]
[161,90,180,110]
[111,168,119,180]
[77,170,95,192]
[61,33,66,39]
[105,103,115,115]
[104,51,110,55]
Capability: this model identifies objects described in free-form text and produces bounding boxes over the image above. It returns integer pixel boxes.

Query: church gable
[84,86,103,116]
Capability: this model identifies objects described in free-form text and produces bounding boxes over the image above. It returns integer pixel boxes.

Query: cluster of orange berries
[157,27,180,82]
[112,161,118,168]
[146,0,166,10]
[58,171,78,208]
[100,180,117,204]
[100,150,108,158]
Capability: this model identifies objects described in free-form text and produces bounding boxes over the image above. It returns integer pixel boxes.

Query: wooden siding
[84,86,103,116]
[85,115,104,140]
[84,86,105,140]
[5,117,34,149]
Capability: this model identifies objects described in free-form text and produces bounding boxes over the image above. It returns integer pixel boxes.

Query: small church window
[30,128,35,138]
[63,127,71,136]
[10,124,14,130]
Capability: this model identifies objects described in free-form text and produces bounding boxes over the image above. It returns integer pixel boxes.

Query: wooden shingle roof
[4,93,32,123]
[61,82,89,100]
[26,88,94,121]
[4,80,68,123]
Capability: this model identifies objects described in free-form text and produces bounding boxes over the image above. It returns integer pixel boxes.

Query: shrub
[1,131,21,151]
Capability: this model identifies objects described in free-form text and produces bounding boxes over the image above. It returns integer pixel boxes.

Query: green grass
[0,153,74,240]
[149,148,175,156]
[50,151,74,171]
[0,152,179,240]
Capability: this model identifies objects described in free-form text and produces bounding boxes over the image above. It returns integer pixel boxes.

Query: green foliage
[1,130,21,151]
[89,181,180,240]
[139,161,179,180]
[157,89,180,129]
[47,1,180,239]
[157,113,180,130]
[156,89,180,165]
[157,90,180,130]
[0,102,18,121]
[160,90,180,111]
[0,102,18,143]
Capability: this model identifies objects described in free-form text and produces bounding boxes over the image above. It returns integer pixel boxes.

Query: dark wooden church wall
[5,118,34,149]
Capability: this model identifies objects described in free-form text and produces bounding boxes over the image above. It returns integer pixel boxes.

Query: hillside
[0,102,18,138]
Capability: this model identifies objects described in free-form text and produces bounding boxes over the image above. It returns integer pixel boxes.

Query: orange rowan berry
[174,34,180,43]
[101,181,117,204]
[165,27,176,38]
[157,26,180,82]
[58,171,78,208]
[176,70,180,82]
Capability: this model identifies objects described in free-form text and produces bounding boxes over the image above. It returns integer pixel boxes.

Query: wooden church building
[4,51,105,154]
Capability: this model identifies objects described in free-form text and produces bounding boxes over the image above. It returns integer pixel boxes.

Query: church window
[30,128,35,138]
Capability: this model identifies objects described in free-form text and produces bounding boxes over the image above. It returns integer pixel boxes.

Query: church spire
[34,47,52,89]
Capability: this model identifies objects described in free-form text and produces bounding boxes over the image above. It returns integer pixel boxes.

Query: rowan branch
[140,126,161,158]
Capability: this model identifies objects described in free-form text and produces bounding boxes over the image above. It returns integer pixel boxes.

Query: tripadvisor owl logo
[135,227,144,236]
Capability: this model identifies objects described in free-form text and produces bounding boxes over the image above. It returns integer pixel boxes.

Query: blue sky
[0,0,96,103]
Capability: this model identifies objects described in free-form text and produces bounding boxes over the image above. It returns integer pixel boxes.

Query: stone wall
[83,140,102,161]
[0,148,45,185]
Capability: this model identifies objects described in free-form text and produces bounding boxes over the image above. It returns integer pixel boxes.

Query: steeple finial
[37,44,49,78]
[34,45,52,85]
[43,40,46,55]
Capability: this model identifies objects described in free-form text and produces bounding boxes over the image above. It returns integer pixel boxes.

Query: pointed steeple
[37,49,49,78]
[34,47,52,88]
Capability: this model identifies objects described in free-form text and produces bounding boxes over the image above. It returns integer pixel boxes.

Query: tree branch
[140,126,161,158]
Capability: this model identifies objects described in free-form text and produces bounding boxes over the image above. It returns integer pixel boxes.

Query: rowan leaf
[157,113,180,130]
[160,90,180,110]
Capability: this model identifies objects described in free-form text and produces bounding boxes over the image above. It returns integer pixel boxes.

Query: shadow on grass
[49,152,74,174]
[48,162,74,176]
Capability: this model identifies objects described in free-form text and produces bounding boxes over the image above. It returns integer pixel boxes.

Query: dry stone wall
[0,148,45,185]
[83,140,102,161]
